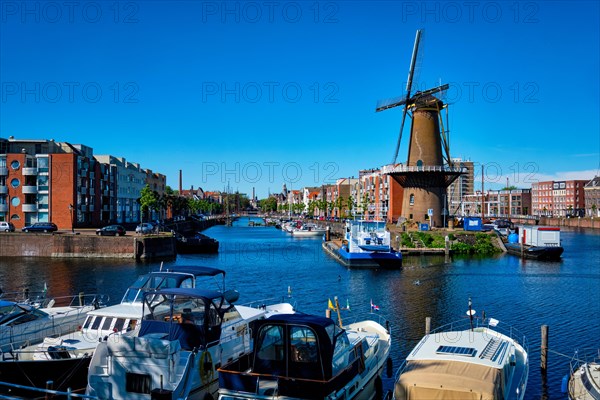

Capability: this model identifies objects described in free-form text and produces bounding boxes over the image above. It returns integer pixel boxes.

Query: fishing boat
[336,220,402,268]
[218,311,391,400]
[176,232,220,254]
[504,225,564,260]
[86,287,294,399]
[0,266,229,394]
[564,348,600,400]
[393,301,529,400]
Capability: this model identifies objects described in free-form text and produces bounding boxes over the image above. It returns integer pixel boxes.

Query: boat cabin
[219,314,368,398]
[138,287,231,350]
[516,225,561,247]
[345,220,391,253]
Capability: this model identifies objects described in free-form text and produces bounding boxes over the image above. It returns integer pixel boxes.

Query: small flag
[489,318,499,327]
[328,298,336,310]
[370,299,380,312]
[346,299,350,310]
[43,282,48,293]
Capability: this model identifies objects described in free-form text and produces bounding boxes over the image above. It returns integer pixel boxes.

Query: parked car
[0,221,15,232]
[21,222,58,233]
[96,225,126,236]
[135,222,154,234]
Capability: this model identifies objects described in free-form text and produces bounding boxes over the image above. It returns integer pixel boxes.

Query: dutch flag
[370,299,380,311]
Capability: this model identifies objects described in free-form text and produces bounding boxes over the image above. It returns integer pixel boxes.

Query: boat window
[102,317,113,330]
[82,315,93,329]
[332,330,351,376]
[114,318,126,332]
[6,312,39,326]
[290,326,318,363]
[91,316,103,330]
[257,325,285,361]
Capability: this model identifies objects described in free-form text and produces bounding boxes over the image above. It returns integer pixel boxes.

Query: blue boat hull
[338,247,402,269]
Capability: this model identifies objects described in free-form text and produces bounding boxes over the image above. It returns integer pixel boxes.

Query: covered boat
[218,313,391,400]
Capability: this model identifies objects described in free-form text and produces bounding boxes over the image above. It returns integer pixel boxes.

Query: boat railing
[568,348,600,375]
[0,380,98,399]
[342,312,390,332]
[429,317,528,352]
[241,296,297,311]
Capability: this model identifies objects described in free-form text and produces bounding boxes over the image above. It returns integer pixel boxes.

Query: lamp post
[68,204,74,233]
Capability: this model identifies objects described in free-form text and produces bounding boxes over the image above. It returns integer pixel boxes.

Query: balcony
[0,167,7,176]
[80,205,88,212]
[80,187,87,195]
[0,204,7,212]
[22,185,38,194]
[0,186,7,194]
[22,167,38,175]
[22,204,38,212]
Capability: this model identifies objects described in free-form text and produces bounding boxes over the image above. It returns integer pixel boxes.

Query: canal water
[1,217,598,399]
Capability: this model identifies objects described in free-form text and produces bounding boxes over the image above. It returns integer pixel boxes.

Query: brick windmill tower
[377,30,463,227]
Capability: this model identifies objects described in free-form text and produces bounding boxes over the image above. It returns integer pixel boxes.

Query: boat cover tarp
[394,359,503,400]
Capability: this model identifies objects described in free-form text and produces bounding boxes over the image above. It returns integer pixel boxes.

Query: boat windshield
[121,274,195,303]
[0,303,48,326]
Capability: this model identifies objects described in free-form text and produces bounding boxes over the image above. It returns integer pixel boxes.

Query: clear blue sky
[1,1,599,197]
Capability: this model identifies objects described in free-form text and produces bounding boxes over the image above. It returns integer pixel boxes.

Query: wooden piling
[425,317,431,335]
[541,324,549,373]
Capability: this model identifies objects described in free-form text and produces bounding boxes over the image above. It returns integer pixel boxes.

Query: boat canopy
[394,359,503,400]
[252,314,344,381]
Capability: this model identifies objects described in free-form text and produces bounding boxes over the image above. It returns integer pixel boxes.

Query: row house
[357,169,402,223]
[1,137,166,229]
[486,189,531,217]
[532,180,587,217]
[584,176,600,217]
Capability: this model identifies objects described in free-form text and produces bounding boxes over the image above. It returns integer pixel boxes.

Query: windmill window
[416,160,423,167]
[409,194,415,205]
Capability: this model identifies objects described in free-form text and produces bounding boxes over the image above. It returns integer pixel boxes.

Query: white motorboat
[291,224,326,237]
[0,293,104,355]
[393,302,528,400]
[86,287,294,399]
[218,312,391,400]
[565,348,600,400]
[1,266,232,393]
[334,220,402,268]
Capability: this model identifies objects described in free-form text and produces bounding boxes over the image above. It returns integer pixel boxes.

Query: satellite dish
[466,309,476,316]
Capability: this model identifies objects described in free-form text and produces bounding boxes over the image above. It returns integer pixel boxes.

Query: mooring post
[541,324,549,373]
[45,381,53,400]
[79,291,84,306]
[425,317,431,335]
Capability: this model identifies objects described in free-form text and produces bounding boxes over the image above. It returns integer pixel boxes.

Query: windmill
[377,29,463,227]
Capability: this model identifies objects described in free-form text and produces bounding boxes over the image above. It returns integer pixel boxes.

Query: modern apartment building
[487,189,531,217]
[532,180,587,217]
[357,169,402,223]
[1,137,166,228]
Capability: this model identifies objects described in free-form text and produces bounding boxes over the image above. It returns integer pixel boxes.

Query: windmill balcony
[381,164,466,174]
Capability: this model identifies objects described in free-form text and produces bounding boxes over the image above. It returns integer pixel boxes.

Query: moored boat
[335,220,402,268]
[218,312,391,400]
[504,225,564,260]
[291,224,326,237]
[0,266,229,394]
[393,301,528,400]
[86,287,294,399]
[564,348,600,400]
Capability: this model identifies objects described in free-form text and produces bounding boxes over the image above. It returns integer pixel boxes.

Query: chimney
[179,170,182,193]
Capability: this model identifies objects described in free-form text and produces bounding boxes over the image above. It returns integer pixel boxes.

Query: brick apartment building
[532,180,587,217]
[1,137,166,229]
[358,168,403,223]
[584,176,600,217]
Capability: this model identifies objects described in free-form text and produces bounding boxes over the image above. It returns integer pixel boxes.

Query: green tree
[346,196,355,218]
[139,185,158,222]
[259,197,277,212]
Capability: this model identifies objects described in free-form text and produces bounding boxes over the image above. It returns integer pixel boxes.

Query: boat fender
[561,374,569,393]
[199,350,214,385]
[386,357,393,378]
